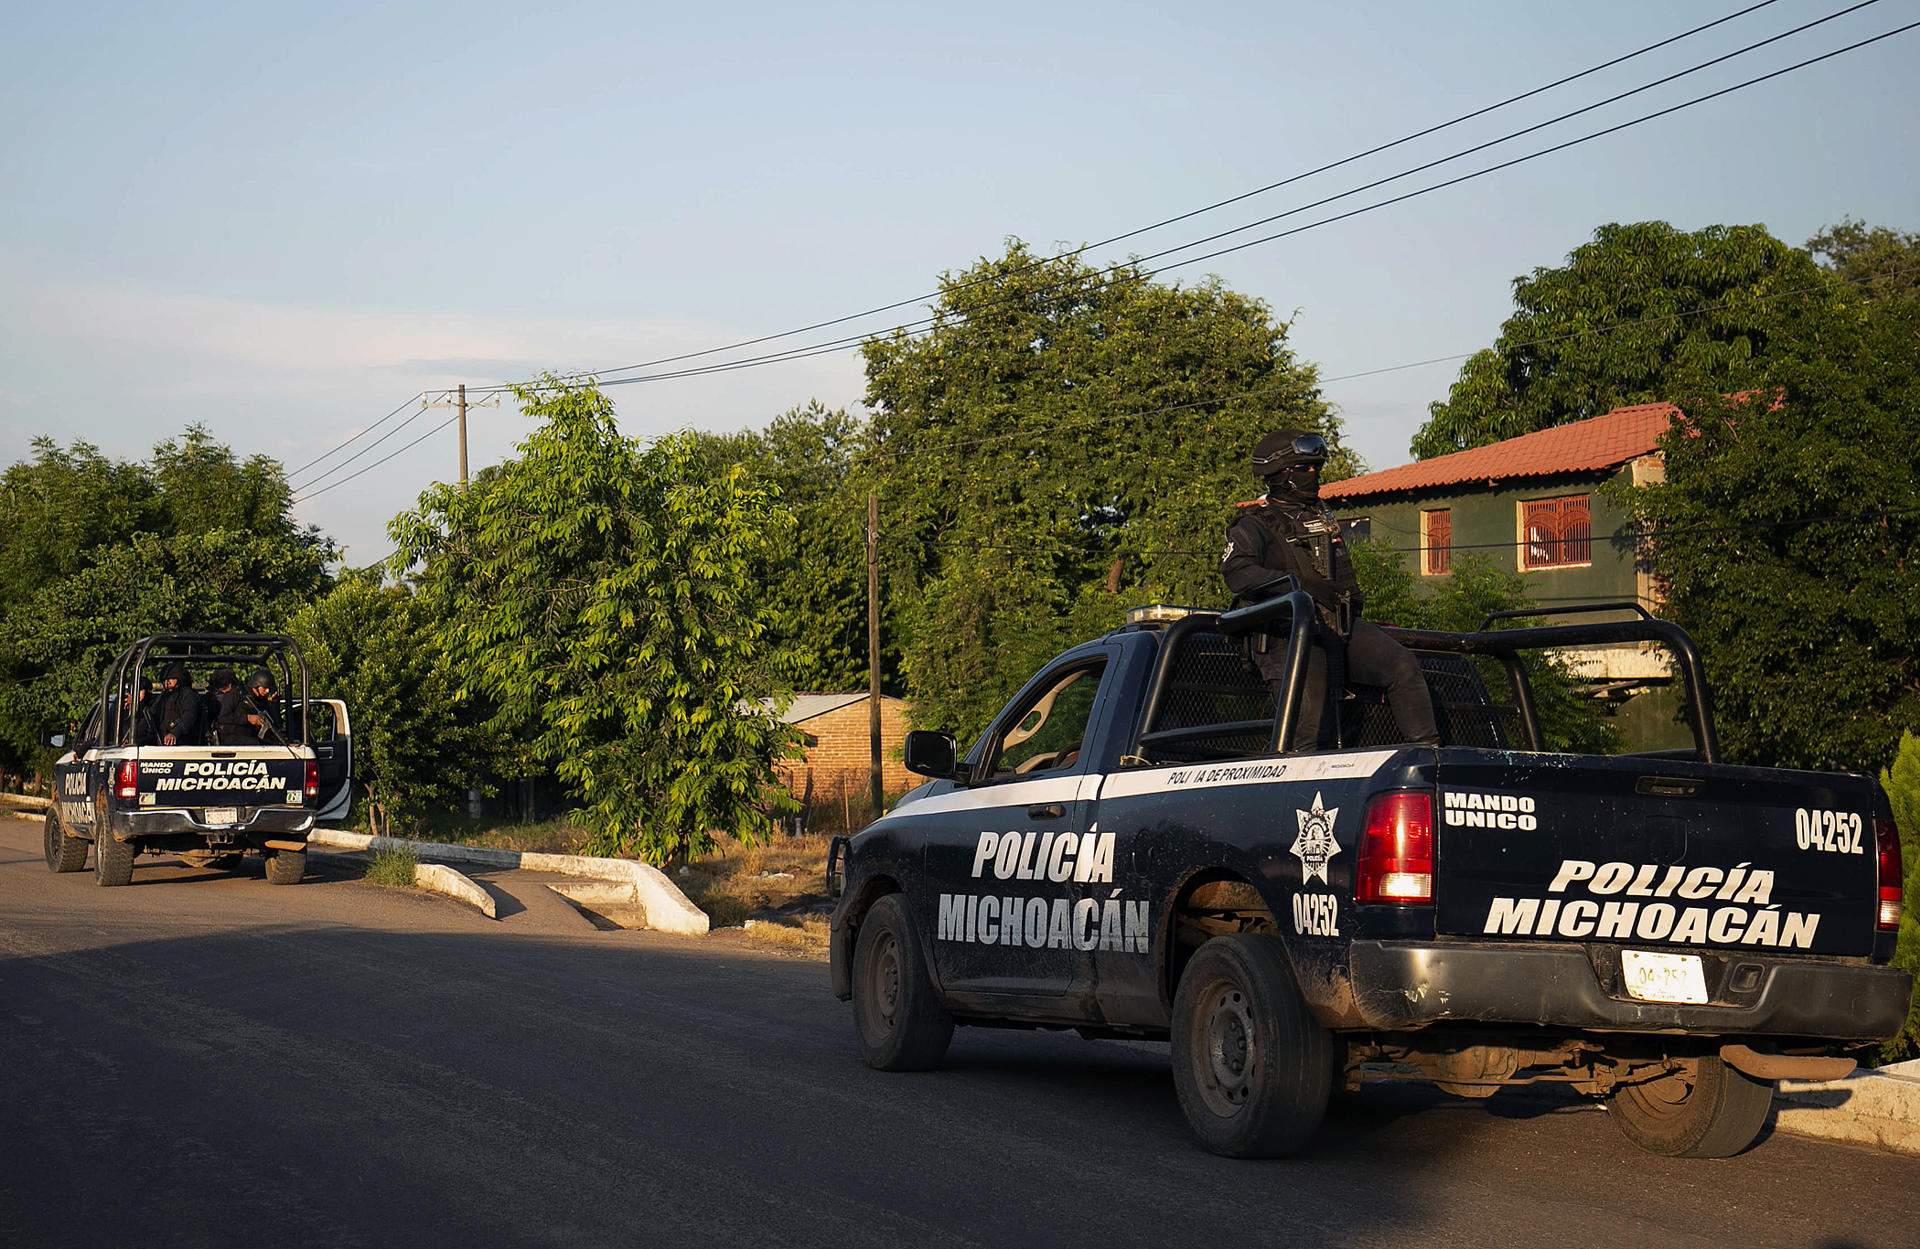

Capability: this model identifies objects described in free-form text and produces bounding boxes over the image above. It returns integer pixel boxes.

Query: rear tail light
[1358,790,1433,904]
[1876,815,1904,931]
[115,760,138,801]
[305,760,319,800]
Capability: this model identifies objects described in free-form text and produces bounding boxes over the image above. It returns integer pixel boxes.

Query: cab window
[988,661,1108,779]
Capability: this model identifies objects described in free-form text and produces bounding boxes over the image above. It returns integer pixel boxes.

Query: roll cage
[94,632,314,749]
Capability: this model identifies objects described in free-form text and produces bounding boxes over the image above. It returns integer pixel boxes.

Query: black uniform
[1221,440,1439,753]
[154,667,204,746]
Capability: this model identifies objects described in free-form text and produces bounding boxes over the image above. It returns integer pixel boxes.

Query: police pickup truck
[44,633,352,887]
[828,594,1912,1159]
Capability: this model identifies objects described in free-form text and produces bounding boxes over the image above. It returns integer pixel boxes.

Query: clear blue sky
[3,0,1915,562]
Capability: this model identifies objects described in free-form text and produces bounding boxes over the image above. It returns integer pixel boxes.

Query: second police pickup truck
[828,592,1913,1159]
[44,633,352,887]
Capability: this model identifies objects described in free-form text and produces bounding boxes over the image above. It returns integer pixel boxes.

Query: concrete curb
[1775,1059,1920,1156]
[413,862,497,919]
[306,830,709,936]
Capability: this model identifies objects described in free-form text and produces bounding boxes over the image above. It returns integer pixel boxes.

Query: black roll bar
[1478,600,1655,631]
[1381,617,1719,763]
[92,633,313,749]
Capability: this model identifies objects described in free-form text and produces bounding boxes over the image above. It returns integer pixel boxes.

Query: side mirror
[41,731,67,749]
[903,730,960,781]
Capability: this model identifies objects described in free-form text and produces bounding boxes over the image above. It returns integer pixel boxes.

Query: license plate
[1621,949,1708,1004]
[202,807,239,827]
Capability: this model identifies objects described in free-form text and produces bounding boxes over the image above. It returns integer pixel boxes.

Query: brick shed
[775,693,915,803]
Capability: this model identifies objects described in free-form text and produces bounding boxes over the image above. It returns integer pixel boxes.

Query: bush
[1878,731,1920,1062]
[363,844,420,889]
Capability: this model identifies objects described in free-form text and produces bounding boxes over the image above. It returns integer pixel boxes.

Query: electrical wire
[290,14,1917,503]
[292,412,462,504]
[531,0,1795,387]
[498,9,1914,398]
[283,392,422,484]
[289,399,437,494]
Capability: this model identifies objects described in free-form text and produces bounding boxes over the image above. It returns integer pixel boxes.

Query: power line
[292,412,463,504]
[523,0,1795,387]
[494,9,1913,398]
[284,393,422,484]
[289,399,438,494]
[292,12,1916,502]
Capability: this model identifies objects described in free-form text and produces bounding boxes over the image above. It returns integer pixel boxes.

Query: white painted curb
[413,862,497,919]
[1776,1059,1920,1156]
[307,830,709,935]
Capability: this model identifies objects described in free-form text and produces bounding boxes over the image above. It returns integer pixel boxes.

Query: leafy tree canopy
[1412,221,1826,459]
[1626,291,1920,771]
[1808,217,1920,303]
[390,377,800,861]
[0,429,332,765]
[285,569,509,827]
[861,239,1347,741]
[1879,730,1920,1061]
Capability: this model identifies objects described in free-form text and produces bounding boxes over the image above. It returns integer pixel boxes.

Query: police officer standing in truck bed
[155,662,204,747]
[1221,429,1440,752]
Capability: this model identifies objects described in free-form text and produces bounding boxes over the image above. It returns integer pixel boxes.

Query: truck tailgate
[136,751,307,807]
[1433,755,1881,959]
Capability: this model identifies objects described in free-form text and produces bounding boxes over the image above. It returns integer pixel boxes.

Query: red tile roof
[1321,403,1678,501]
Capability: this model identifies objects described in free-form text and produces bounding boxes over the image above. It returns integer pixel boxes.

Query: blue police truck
[828,595,1911,1159]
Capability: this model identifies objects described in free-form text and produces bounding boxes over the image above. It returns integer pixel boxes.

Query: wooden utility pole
[423,386,498,486]
[867,492,883,820]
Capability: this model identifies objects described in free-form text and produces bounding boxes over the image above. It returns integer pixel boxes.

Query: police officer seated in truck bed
[1221,429,1440,752]
[155,662,205,747]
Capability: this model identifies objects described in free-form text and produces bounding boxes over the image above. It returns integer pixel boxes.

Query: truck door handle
[1028,803,1065,819]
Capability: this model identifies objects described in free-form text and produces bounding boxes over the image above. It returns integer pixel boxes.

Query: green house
[1322,403,1684,748]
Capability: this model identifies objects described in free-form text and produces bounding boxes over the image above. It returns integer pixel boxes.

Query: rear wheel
[44,811,87,873]
[263,848,307,886]
[1608,1055,1774,1158]
[1171,934,1334,1158]
[851,893,954,1071]
[93,832,135,887]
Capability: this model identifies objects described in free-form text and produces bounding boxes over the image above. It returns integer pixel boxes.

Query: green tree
[285,570,505,829]
[1808,218,1920,303]
[1879,731,1920,1061]
[694,402,872,692]
[390,377,800,862]
[1349,543,1619,754]
[0,529,333,750]
[0,430,333,765]
[1413,222,1828,458]
[862,239,1346,741]
[1626,293,1920,771]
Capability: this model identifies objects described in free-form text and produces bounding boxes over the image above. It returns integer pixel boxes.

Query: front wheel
[1171,934,1334,1158]
[851,893,954,1071]
[93,831,135,887]
[44,811,87,873]
[1607,1055,1773,1158]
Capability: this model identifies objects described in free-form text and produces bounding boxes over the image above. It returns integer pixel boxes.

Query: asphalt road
[1,819,1914,1249]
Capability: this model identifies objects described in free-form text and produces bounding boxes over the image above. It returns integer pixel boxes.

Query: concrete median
[307,829,709,935]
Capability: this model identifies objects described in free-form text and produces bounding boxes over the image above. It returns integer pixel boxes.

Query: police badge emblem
[1291,791,1341,884]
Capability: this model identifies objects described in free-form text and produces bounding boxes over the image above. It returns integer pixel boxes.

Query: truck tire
[1608,1055,1773,1158]
[93,831,135,887]
[44,811,88,874]
[851,893,954,1071]
[1172,933,1334,1158]
[262,848,307,885]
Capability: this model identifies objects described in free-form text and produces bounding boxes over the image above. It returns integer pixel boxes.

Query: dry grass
[677,834,834,957]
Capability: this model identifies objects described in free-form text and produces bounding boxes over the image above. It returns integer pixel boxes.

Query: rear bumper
[110,807,315,842]
[1344,940,1914,1042]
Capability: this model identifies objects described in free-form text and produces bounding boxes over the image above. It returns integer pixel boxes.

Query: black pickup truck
[44,633,352,887]
[828,594,1912,1159]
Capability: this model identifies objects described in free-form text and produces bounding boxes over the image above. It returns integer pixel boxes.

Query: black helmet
[246,668,275,693]
[1251,429,1328,477]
